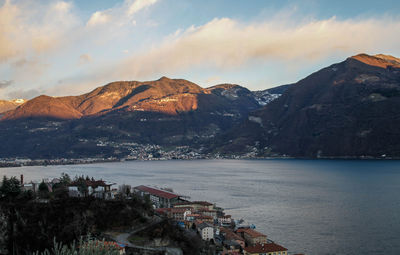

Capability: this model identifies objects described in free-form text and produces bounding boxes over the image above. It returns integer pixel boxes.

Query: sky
[1,0,400,99]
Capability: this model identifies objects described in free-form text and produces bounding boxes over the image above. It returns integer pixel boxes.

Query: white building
[197,222,214,241]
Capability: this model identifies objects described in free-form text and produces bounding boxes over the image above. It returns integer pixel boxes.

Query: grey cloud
[0,80,13,89]
[13,58,28,68]
[7,89,41,100]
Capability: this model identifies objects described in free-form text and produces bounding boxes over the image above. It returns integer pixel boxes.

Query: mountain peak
[374,54,400,63]
[0,98,27,114]
[158,76,172,81]
[11,99,26,104]
[207,84,241,91]
[349,53,400,68]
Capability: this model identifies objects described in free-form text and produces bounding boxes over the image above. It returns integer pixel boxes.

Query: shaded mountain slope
[218,54,400,158]
[0,77,269,158]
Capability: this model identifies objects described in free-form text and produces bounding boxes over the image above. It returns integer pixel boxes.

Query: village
[0,142,258,168]
[7,174,304,255]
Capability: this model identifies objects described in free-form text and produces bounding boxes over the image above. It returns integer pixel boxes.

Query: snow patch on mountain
[252,90,281,106]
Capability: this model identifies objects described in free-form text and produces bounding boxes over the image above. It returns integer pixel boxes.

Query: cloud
[86,0,158,27]
[0,0,79,62]
[127,0,158,16]
[205,76,221,84]
[0,0,21,61]
[79,54,92,64]
[116,16,400,79]
[11,58,49,80]
[7,89,42,100]
[87,11,111,26]
[0,80,13,89]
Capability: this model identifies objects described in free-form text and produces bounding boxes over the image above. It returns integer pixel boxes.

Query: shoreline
[1,155,398,168]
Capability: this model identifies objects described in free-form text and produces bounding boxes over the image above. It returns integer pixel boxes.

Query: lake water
[1,159,400,255]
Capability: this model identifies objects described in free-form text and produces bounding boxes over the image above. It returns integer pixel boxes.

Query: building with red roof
[220,227,245,248]
[244,243,288,255]
[133,185,181,208]
[174,200,215,211]
[237,228,267,246]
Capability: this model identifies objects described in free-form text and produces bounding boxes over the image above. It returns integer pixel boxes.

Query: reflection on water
[1,159,400,255]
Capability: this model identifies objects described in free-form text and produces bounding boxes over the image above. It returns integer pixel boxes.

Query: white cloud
[0,0,22,61]
[86,0,158,27]
[0,0,79,61]
[87,11,111,26]
[116,16,400,79]
[127,0,158,16]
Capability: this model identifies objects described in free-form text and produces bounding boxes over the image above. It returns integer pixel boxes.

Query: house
[68,179,115,199]
[133,185,181,208]
[169,207,192,221]
[198,215,214,223]
[220,227,245,248]
[218,215,232,226]
[185,213,201,221]
[68,186,81,197]
[222,239,242,255]
[21,182,39,192]
[237,228,267,246]
[174,201,215,211]
[198,208,218,219]
[192,201,214,210]
[19,175,39,193]
[197,222,214,241]
[244,243,288,255]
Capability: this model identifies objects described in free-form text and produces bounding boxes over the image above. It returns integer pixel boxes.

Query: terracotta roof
[155,208,170,214]
[186,214,201,217]
[244,243,288,253]
[199,215,213,219]
[173,201,193,206]
[134,185,179,199]
[220,227,244,241]
[236,228,266,238]
[170,207,192,213]
[194,219,204,225]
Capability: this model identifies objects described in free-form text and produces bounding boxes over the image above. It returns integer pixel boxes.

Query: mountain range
[1,53,400,159]
[217,54,400,158]
[0,77,283,158]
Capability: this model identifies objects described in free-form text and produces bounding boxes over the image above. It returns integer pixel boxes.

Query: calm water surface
[1,159,400,255]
